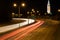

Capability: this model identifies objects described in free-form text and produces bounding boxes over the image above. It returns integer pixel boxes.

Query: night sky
[0,0,60,14]
[12,0,60,8]
[0,0,60,13]
[11,0,60,14]
[0,0,60,22]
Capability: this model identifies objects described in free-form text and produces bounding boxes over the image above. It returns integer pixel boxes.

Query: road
[0,19,44,40]
[0,18,59,40]
[20,19,60,40]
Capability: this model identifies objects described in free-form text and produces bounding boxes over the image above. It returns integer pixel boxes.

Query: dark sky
[12,0,60,8]
[0,0,60,12]
[9,0,60,16]
[0,0,60,15]
[0,0,60,22]
[12,0,60,11]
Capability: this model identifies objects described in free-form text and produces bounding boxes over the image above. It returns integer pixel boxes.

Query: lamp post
[13,3,25,17]
[13,3,26,27]
[27,11,30,24]
[19,3,25,17]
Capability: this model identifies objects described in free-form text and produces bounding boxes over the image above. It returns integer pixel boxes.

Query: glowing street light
[21,3,25,7]
[13,3,26,17]
[13,3,17,7]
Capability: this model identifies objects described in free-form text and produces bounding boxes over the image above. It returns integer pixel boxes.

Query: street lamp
[13,3,26,17]
[13,3,26,27]
[21,3,25,7]
[19,3,26,17]
[18,3,26,17]
[13,3,17,7]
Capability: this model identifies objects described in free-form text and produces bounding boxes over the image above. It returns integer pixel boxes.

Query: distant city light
[33,11,35,13]
[12,12,15,17]
[58,9,60,12]
[37,11,39,13]
[31,12,32,14]
[32,9,34,11]
[27,11,29,14]
[31,14,34,16]
[44,13,47,15]
[15,14,18,17]
[32,9,35,13]
[39,14,40,15]
[20,14,23,16]
[12,12,15,15]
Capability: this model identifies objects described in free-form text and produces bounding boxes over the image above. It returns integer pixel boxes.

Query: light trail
[14,21,44,40]
[0,18,35,33]
[0,19,44,40]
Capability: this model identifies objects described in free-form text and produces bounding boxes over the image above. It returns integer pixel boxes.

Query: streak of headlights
[0,18,35,33]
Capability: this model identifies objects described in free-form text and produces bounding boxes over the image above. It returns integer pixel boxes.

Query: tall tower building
[47,0,51,14]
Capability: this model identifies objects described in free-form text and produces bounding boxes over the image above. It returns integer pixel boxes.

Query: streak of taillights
[0,21,43,40]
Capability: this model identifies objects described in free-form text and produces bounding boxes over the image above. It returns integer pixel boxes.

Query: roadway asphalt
[20,19,60,40]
